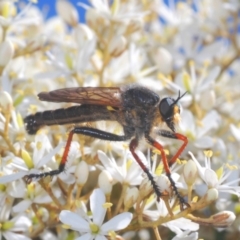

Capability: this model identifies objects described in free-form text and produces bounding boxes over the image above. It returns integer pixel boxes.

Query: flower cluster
[0,0,240,239]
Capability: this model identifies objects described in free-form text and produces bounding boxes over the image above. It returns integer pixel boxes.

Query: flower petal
[59,210,90,232]
[3,231,31,240]
[97,150,123,182]
[10,215,31,231]
[95,235,107,240]
[194,136,214,149]
[204,168,218,187]
[0,172,26,184]
[76,233,94,240]
[12,200,32,213]
[90,188,106,225]
[101,212,133,232]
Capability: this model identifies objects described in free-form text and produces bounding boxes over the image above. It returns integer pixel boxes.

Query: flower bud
[27,35,46,53]
[125,19,142,34]
[199,90,216,111]
[153,47,173,75]
[156,175,171,194]
[86,8,109,30]
[37,207,49,222]
[0,40,14,67]
[211,211,236,227]
[206,188,219,202]
[0,90,13,112]
[56,0,79,27]
[124,187,139,209]
[73,24,94,48]
[108,36,127,57]
[0,1,16,18]
[139,177,152,199]
[183,160,198,186]
[98,170,113,194]
[74,161,89,185]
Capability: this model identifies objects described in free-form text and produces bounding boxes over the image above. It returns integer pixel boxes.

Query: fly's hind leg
[25,127,129,183]
[129,138,162,201]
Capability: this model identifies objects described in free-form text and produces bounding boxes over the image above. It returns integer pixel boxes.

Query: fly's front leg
[158,130,188,167]
[26,127,128,183]
[145,135,190,210]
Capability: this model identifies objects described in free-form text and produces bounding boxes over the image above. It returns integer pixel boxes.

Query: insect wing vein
[38,87,122,107]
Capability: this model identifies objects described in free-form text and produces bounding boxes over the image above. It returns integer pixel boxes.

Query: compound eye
[159,97,174,120]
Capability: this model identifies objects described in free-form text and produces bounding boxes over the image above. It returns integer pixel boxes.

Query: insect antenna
[172,90,188,106]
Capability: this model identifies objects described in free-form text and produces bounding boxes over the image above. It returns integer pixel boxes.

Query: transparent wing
[38,87,122,107]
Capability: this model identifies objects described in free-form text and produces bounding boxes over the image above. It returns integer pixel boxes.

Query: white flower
[0,198,32,240]
[0,1,41,28]
[0,90,13,111]
[97,149,144,186]
[174,28,225,68]
[90,121,126,156]
[180,109,221,149]
[1,137,83,187]
[230,124,240,142]
[59,188,133,239]
[98,170,113,194]
[9,180,60,213]
[144,198,199,236]
[81,0,148,23]
[189,152,240,198]
[152,47,173,75]
[171,229,198,240]
[0,40,14,67]
[154,1,194,27]
[0,134,65,184]
[102,43,159,87]
[56,0,79,27]
[43,38,96,81]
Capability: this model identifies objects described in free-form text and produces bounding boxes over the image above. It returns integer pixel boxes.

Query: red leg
[157,130,188,166]
[169,133,188,166]
[129,138,161,201]
[145,135,190,209]
[26,127,128,183]
[26,131,74,183]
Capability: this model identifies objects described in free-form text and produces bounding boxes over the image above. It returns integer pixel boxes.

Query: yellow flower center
[90,222,100,234]
[0,183,6,191]
[2,221,14,231]
[27,182,36,199]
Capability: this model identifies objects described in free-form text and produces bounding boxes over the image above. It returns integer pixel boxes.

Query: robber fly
[24,85,189,208]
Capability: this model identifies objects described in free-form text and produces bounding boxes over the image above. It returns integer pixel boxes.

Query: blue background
[36,0,89,22]
[35,0,176,23]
